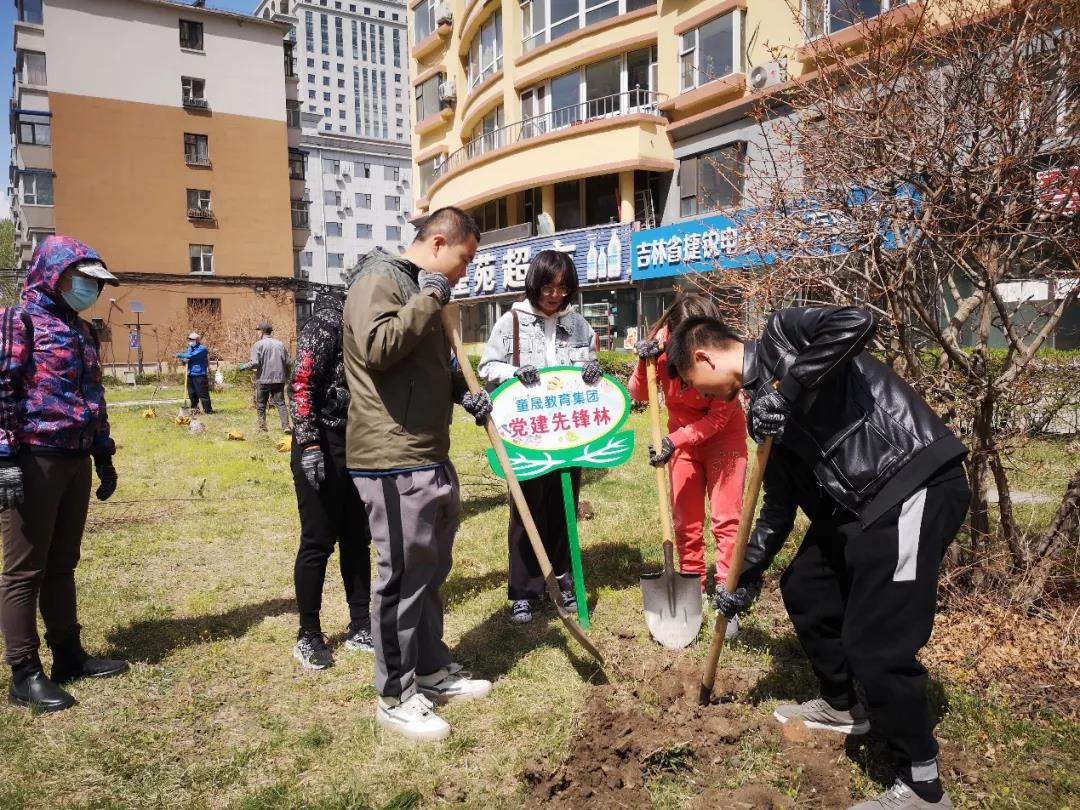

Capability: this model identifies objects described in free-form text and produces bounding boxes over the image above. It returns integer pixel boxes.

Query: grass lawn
[0,384,1075,809]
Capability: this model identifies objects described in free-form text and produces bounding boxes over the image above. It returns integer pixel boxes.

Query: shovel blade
[640,570,702,649]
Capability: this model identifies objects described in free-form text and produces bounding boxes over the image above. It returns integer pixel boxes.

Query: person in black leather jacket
[666,306,970,810]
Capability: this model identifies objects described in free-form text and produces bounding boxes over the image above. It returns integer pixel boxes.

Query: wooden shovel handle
[441,304,604,665]
[699,437,772,704]
[645,357,675,548]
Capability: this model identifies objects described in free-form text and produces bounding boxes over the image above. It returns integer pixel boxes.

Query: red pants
[669,444,747,589]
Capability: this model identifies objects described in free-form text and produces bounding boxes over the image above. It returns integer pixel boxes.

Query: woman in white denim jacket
[478,250,602,625]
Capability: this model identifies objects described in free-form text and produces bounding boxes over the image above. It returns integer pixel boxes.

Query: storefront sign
[484,367,634,481]
[453,223,632,301]
[630,213,763,281]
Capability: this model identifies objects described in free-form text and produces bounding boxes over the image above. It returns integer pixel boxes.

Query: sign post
[485,367,635,629]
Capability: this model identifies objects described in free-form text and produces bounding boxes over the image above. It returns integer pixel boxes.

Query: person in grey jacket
[478,250,602,625]
[241,322,292,432]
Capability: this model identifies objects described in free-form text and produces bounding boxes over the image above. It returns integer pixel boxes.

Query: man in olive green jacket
[344,207,493,742]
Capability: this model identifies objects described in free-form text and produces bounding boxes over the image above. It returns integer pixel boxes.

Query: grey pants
[353,462,461,700]
[257,383,289,430]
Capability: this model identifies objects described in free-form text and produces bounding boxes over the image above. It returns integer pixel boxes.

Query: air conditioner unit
[749,59,788,92]
[313,231,323,240]
[300,269,310,279]
[434,2,452,25]
[438,81,457,104]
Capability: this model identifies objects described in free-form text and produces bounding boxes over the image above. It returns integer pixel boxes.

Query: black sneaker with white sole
[293,632,333,670]
[510,599,534,624]
[344,624,375,653]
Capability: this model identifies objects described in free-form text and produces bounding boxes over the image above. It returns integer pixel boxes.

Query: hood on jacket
[511,299,573,321]
[23,235,111,309]
[313,288,345,315]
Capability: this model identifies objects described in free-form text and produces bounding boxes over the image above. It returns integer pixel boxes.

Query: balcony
[291,209,310,229]
[182,96,210,111]
[187,206,215,221]
[434,89,666,183]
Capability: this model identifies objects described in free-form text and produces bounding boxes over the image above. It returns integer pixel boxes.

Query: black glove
[300,445,325,491]
[748,389,792,443]
[714,580,762,619]
[419,272,452,305]
[0,462,24,510]
[461,390,493,425]
[513,365,541,387]
[634,339,662,360]
[648,436,675,467]
[581,359,603,386]
[93,454,117,502]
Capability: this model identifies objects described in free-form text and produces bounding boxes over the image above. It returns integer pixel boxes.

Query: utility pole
[123,301,150,376]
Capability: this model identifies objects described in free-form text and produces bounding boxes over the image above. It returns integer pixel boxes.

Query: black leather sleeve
[740,448,799,584]
[773,306,877,405]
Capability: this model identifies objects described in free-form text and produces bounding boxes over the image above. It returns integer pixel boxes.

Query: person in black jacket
[288,289,373,670]
[665,307,970,810]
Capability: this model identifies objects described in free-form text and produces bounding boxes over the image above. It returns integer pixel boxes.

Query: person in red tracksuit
[628,293,747,636]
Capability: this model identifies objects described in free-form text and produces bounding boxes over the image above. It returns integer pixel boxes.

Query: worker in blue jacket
[176,332,213,414]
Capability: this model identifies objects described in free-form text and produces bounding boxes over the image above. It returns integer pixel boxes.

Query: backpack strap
[511,309,520,367]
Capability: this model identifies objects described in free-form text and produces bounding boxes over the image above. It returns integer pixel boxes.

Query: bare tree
[696,0,1079,599]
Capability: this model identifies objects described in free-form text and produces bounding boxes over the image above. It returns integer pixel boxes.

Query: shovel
[699,437,773,705]
[640,356,703,649]
[441,304,604,666]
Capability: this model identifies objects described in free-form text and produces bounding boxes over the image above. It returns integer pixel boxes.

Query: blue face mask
[60,275,100,312]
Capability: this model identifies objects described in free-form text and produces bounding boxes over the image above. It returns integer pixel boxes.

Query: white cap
[188,332,200,341]
[75,261,120,286]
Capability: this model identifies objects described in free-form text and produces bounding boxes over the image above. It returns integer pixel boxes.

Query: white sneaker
[848,779,953,809]
[376,692,450,742]
[773,697,870,735]
[417,663,492,705]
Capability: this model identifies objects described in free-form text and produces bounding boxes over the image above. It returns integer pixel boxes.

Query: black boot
[9,657,75,712]
[50,638,129,685]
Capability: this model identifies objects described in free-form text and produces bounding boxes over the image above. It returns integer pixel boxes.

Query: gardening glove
[648,437,676,467]
[93,454,117,502]
[419,271,452,305]
[581,359,603,386]
[634,339,662,360]
[513,365,541,387]
[237,361,255,371]
[0,461,24,510]
[300,445,325,491]
[461,390,493,425]
[714,580,762,620]
[748,389,792,444]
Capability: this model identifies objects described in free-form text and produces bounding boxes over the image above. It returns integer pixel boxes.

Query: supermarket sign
[484,367,634,481]
[452,223,632,301]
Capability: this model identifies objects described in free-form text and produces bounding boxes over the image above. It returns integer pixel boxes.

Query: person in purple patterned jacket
[0,235,129,713]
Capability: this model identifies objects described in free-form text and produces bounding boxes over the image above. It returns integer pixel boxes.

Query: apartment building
[406,0,965,343]
[10,0,300,363]
[256,0,415,320]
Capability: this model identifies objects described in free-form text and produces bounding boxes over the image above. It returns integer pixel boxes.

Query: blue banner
[452,223,632,301]
[630,213,765,281]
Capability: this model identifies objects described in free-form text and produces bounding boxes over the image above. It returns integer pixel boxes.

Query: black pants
[292,430,371,634]
[507,468,580,601]
[0,454,90,666]
[780,463,970,767]
[257,383,289,430]
[186,375,213,414]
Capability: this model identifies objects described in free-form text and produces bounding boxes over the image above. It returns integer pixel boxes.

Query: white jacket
[478,300,597,385]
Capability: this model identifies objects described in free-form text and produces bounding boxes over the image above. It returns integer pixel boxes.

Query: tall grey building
[256,0,415,323]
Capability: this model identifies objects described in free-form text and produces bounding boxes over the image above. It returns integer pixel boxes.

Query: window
[327,221,343,237]
[469,105,505,156]
[17,0,43,25]
[335,16,344,57]
[362,163,372,178]
[680,10,742,91]
[189,244,214,274]
[385,165,400,182]
[289,152,306,180]
[324,190,342,206]
[337,63,345,73]
[301,251,313,267]
[324,92,331,101]
[338,80,346,89]
[324,158,341,174]
[307,58,315,67]
[357,193,372,208]
[18,116,50,146]
[291,199,310,229]
[415,74,444,120]
[393,29,401,68]
[555,180,582,230]
[19,51,46,85]
[551,175,619,228]
[521,0,651,53]
[182,77,207,107]
[287,99,301,128]
[357,223,373,238]
[184,133,210,165]
[413,0,436,42]
[320,13,329,54]
[306,10,315,50]
[467,11,503,89]
[385,195,400,210]
[339,109,347,118]
[386,225,401,240]
[328,253,345,268]
[187,189,212,217]
[21,173,53,206]
[418,157,441,196]
[803,0,907,40]
[679,142,746,216]
[323,60,330,69]
[309,74,317,83]
[179,19,203,51]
